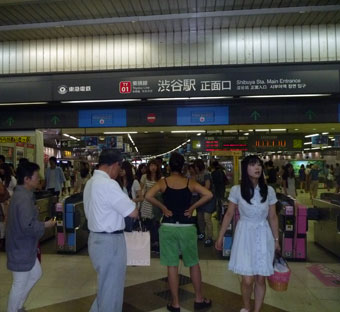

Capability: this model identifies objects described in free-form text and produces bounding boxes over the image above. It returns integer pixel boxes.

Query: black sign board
[61,140,86,148]
[0,108,78,130]
[191,136,249,152]
[247,134,304,152]
[0,63,339,104]
[52,67,339,101]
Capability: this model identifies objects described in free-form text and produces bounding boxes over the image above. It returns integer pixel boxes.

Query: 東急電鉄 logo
[57,85,68,95]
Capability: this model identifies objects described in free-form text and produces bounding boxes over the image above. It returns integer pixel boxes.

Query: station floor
[1,190,339,312]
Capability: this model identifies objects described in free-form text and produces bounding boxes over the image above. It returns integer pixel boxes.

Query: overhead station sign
[0,63,339,104]
[52,70,339,101]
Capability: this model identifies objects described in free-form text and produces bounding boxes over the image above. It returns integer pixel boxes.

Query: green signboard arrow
[250,111,261,121]
[305,110,316,120]
[51,115,60,125]
[7,117,14,126]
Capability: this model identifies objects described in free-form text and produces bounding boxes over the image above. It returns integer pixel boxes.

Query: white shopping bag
[124,231,150,266]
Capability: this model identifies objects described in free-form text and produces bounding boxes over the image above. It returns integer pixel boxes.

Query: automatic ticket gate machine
[276,193,307,261]
[313,193,340,258]
[56,193,88,253]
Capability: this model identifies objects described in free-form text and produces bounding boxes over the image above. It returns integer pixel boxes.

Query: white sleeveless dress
[228,185,277,276]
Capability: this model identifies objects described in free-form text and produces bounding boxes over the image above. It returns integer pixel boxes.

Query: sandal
[167,303,180,312]
[194,298,212,310]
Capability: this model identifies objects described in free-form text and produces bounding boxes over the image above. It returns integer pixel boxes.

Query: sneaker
[204,239,213,247]
[198,234,205,240]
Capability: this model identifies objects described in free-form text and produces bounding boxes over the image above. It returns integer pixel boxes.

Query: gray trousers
[88,232,127,312]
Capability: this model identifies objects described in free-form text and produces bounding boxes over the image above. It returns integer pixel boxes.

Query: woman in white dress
[215,155,280,312]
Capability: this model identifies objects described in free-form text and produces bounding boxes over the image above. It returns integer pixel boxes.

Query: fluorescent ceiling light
[63,134,70,137]
[149,97,190,101]
[197,133,202,136]
[240,94,331,98]
[311,147,320,150]
[304,142,312,145]
[331,139,335,141]
[171,130,205,133]
[148,96,232,101]
[128,134,135,146]
[69,136,77,140]
[0,101,48,106]
[224,130,238,133]
[189,96,233,100]
[255,129,269,132]
[322,132,329,135]
[244,132,249,136]
[134,146,139,153]
[304,134,319,138]
[271,129,287,132]
[104,131,138,134]
[303,148,311,151]
[60,99,141,104]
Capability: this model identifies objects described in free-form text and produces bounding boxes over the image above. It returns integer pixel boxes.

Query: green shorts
[159,225,199,267]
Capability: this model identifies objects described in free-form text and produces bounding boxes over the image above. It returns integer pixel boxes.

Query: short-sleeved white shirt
[228,184,277,220]
[84,170,135,232]
[122,179,141,200]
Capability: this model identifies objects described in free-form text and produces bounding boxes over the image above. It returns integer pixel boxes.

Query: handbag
[267,253,291,291]
[124,222,150,266]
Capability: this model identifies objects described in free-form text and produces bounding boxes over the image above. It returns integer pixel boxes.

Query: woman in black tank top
[145,152,212,312]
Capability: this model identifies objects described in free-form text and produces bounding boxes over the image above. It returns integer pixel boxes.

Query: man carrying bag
[84,149,138,312]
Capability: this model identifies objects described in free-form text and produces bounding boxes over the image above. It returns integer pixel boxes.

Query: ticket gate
[56,193,88,253]
[313,193,340,258]
[35,191,57,242]
[277,194,307,261]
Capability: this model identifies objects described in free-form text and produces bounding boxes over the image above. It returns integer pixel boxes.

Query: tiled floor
[0,189,339,312]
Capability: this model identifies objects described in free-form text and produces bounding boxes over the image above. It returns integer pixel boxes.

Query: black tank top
[162,178,193,224]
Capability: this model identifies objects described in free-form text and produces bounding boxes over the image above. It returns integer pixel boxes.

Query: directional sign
[7,117,14,126]
[51,115,60,125]
[61,140,86,148]
[305,110,316,121]
[230,101,338,125]
[250,111,261,121]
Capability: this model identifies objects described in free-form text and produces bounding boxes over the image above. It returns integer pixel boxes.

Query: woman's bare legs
[241,275,254,311]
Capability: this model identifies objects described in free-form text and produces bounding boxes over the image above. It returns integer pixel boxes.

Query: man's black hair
[18,157,29,166]
[0,155,5,163]
[98,149,122,166]
[16,162,40,185]
[49,156,57,163]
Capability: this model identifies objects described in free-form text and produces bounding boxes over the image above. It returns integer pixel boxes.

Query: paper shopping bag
[124,231,150,266]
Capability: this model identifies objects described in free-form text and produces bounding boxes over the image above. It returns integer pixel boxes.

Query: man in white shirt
[84,149,138,312]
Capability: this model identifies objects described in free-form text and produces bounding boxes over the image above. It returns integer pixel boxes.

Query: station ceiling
[43,123,340,157]
[0,0,339,41]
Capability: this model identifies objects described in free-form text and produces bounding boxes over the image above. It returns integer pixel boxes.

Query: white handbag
[124,230,150,266]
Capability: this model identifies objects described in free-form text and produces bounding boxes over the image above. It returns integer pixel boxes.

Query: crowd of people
[1,150,338,312]
[264,160,339,200]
